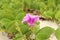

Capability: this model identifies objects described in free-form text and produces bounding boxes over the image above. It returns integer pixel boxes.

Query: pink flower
[22,13,39,26]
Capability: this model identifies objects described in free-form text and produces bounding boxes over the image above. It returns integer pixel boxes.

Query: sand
[0,32,12,40]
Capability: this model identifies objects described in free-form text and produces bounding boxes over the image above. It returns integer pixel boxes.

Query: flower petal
[34,15,39,22]
[22,14,29,23]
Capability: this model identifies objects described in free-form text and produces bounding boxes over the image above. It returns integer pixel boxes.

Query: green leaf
[0,10,15,20]
[36,27,54,40]
[16,11,26,21]
[33,22,40,34]
[6,21,17,33]
[43,10,54,19]
[55,10,60,22]
[55,27,60,40]
[19,22,30,34]
[13,33,23,40]
[0,18,11,29]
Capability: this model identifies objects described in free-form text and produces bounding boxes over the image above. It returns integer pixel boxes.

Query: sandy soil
[0,32,12,40]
